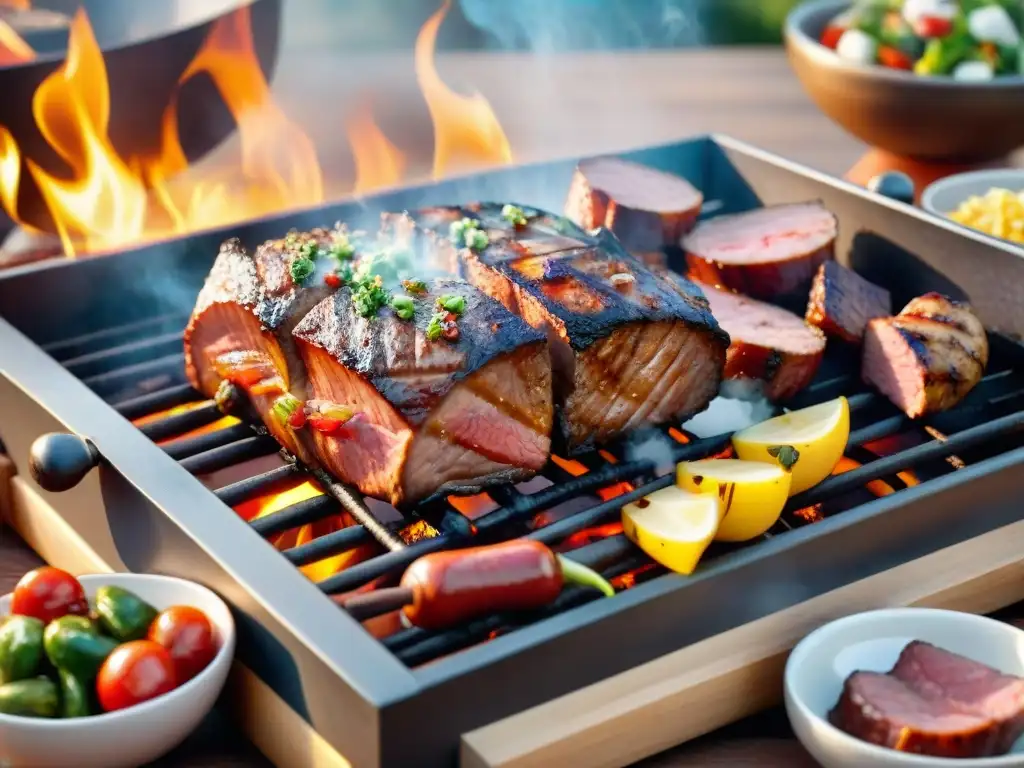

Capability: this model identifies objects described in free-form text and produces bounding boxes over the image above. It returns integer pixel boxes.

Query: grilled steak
[674,279,825,402]
[862,293,989,418]
[830,670,997,757]
[564,156,703,261]
[805,261,891,344]
[892,641,1024,754]
[683,202,837,301]
[184,228,349,465]
[292,278,552,506]
[394,204,730,453]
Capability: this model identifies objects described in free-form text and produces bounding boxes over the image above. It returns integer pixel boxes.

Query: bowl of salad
[785,0,1024,162]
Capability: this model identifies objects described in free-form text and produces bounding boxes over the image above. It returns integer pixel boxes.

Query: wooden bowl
[784,0,1024,163]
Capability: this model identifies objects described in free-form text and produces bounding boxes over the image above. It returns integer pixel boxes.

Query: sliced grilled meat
[806,261,891,344]
[862,293,989,418]
[292,278,552,507]
[184,228,349,465]
[394,204,730,453]
[892,641,1024,754]
[564,156,703,260]
[676,279,825,402]
[683,202,837,301]
[830,671,997,757]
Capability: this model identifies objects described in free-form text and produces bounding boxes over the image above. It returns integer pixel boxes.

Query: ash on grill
[44,301,1024,667]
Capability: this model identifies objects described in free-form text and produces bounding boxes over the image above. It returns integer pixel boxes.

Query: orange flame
[346,99,406,195]
[415,0,512,178]
[133,401,238,443]
[0,18,33,65]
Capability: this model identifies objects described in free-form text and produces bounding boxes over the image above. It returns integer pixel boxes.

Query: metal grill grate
[42,311,1024,667]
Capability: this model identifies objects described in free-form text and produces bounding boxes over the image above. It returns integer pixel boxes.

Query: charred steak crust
[395,204,730,451]
[292,278,547,425]
[805,261,892,344]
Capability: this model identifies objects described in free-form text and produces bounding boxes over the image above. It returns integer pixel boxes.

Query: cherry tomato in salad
[912,15,953,39]
[10,567,89,624]
[878,45,914,70]
[820,25,845,49]
[97,640,177,712]
[148,606,218,683]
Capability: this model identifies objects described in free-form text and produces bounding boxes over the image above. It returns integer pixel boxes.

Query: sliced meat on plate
[680,279,825,402]
[292,278,552,507]
[683,201,838,300]
[862,293,989,418]
[183,227,352,465]
[805,261,891,344]
[563,156,703,259]
[395,204,730,453]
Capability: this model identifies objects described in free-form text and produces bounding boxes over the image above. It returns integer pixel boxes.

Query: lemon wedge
[677,459,792,542]
[621,486,721,575]
[730,396,850,495]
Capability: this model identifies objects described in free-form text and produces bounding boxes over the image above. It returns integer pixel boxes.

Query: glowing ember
[791,455,920,523]
[447,492,497,519]
[132,401,238,444]
[415,0,512,178]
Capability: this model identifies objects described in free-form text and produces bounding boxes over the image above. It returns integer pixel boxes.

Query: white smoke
[682,381,777,438]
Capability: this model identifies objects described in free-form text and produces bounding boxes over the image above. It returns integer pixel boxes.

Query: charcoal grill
[4,135,1024,768]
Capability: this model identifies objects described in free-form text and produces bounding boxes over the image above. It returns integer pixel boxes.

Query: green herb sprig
[391,295,415,321]
[501,204,528,227]
[449,217,489,251]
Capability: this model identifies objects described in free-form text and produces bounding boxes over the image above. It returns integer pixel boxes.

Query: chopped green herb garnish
[468,229,489,251]
[290,256,315,284]
[285,232,299,248]
[391,295,415,321]
[402,279,428,295]
[767,445,801,471]
[426,311,447,341]
[330,233,355,260]
[335,262,354,285]
[438,294,466,316]
[352,275,391,318]
[501,204,528,227]
[271,393,301,425]
[449,217,488,250]
[299,240,321,260]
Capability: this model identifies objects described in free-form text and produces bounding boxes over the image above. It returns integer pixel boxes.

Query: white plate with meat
[785,608,1024,766]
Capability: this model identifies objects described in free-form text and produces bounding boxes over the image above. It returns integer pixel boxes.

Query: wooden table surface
[2,34,1023,767]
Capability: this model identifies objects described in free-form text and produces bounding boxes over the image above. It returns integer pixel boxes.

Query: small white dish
[784,608,1024,768]
[921,169,1024,244]
[0,573,236,768]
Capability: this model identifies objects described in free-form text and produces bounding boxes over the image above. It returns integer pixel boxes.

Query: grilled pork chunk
[564,156,703,260]
[184,228,350,465]
[393,204,730,453]
[806,261,891,344]
[862,293,989,418]
[683,202,837,300]
[292,278,552,507]
[670,278,825,402]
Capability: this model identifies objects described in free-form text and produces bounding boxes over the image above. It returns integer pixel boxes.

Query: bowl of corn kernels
[922,169,1024,246]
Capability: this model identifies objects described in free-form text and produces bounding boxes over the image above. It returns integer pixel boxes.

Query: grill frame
[3,135,1024,767]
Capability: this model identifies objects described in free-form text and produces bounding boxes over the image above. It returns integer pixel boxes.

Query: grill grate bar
[42,314,187,361]
[179,435,280,475]
[214,464,302,507]
[162,423,255,461]
[62,331,185,379]
[786,410,1024,511]
[310,469,406,552]
[82,353,186,399]
[138,402,222,442]
[284,524,374,567]
[114,383,200,419]
[250,495,336,537]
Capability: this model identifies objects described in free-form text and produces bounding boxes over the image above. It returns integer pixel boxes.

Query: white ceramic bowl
[921,169,1024,245]
[785,608,1024,768]
[0,573,236,768]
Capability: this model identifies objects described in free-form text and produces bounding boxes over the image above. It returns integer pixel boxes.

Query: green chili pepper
[94,585,159,642]
[0,616,44,685]
[43,622,117,682]
[58,669,92,718]
[0,677,60,718]
[555,555,615,597]
[271,393,302,425]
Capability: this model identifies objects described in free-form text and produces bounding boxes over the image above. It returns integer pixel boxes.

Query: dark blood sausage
[391,204,730,453]
[397,540,613,631]
[805,261,892,344]
[183,229,346,466]
[683,202,838,300]
[891,641,1024,754]
[675,278,825,402]
[292,277,553,507]
[563,156,703,259]
[862,293,989,419]
[830,671,997,757]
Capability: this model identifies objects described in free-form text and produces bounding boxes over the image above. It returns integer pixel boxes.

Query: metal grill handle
[29,433,101,492]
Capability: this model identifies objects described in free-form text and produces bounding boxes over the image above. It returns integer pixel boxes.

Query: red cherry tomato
[148,606,218,683]
[912,15,953,38]
[878,45,913,70]
[820,25,845,49]
[97,641,177,712]
[10,567,89,623]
